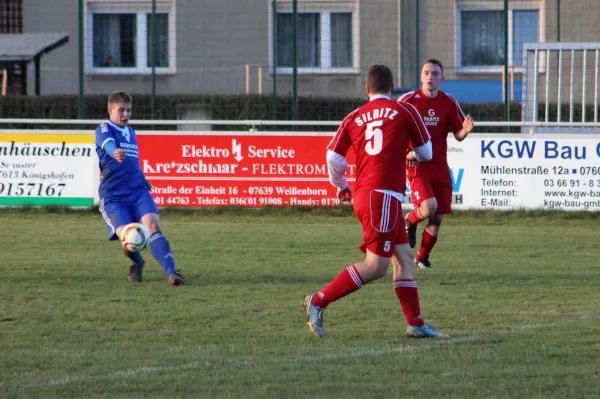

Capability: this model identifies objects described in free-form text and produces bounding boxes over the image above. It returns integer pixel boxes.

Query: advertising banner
[445,134,600,211]
[0,133,97,207]
[139,132,600,211]
[3,130,599,211]
[137,133,355,207]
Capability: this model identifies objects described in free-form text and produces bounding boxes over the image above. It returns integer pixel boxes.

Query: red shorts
[352,189,408,257]
[407,163,453,214]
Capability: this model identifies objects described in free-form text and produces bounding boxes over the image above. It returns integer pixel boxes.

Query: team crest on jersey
[423,109,440,126]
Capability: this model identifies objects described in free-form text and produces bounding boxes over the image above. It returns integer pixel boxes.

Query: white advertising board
[444,134,600,211]
[0,133,97,207]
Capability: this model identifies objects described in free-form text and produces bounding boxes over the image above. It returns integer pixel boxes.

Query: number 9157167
[0,182,66,196]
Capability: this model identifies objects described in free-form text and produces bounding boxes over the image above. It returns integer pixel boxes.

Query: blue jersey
[95,121,149,199]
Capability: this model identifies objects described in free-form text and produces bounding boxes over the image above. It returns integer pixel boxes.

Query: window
[0,0,23,34]
[512,10,539,67]
[93,14,137,67]
[277,13,321,67]
[460,10,505,67]
[86,3,175,75]
[274,10,356,73]
[458,7,540,71]
[146,13,169,67]
[331,13,353,67]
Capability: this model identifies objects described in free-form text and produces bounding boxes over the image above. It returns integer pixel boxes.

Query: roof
[0,33,69,63]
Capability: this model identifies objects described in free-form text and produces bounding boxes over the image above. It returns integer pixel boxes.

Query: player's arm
[327,150,349,190]
[104,141,126,162]
[125,128,151,189]
[448,95,473,142]
[327,114,354,202]
[327,150,352,203]
[95,124,126,162]
[142,176,153,190]
[400,103,432,162]
[411,141,432,162]
[453,114,474,142]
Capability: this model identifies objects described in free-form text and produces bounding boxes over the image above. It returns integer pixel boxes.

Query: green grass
[1,208,599,398]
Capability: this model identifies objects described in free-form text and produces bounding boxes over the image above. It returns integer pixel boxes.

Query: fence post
[78,0,85,119]
[556,0,561,42]
[272,0,278,121]
[292,0,298,124]
[415,0,419,87]
[504,0,509,126]
[150,0,157,122]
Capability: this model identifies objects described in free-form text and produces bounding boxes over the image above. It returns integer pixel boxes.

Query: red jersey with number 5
[327,96,430,194]
[400,89,465,166]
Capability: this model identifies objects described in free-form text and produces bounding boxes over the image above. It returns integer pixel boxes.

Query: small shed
[0,33,69,95]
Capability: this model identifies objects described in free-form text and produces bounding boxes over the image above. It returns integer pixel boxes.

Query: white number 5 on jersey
[365,120,383,156]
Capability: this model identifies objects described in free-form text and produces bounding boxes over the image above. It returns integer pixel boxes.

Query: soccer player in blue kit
[95,92,184,286]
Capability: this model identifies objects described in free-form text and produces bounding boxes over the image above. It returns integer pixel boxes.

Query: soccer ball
[120,223,150,252]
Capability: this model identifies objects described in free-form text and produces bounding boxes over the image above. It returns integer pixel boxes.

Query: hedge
[0,94,595,133]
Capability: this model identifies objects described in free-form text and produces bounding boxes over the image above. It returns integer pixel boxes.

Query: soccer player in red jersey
[302,64,445,339]
[399,59,474,269]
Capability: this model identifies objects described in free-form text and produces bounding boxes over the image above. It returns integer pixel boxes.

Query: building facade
[5,0,599,103]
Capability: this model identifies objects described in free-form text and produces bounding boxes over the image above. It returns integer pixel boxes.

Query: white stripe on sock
[394,280,417,288]
[149,233,163,244]
[347,266,363,288]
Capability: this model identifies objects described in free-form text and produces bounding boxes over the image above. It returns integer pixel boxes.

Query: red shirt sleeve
[446,94,466,134]
[327,111,355,157]
[397,102,430,148]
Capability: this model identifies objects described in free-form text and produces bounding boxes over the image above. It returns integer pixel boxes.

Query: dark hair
[366,64,394,94]
[108,91,132,105]
[422,58,444,74]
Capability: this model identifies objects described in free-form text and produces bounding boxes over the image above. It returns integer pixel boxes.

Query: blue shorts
[99,190,159,240]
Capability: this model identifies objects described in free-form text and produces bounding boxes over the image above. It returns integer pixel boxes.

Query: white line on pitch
[4,314,599,393]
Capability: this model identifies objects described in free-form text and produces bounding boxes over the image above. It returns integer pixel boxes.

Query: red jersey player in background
[302,64,445,339]
[399,59,474,269]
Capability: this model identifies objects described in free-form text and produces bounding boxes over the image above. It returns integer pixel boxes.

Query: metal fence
[1,0,599,123]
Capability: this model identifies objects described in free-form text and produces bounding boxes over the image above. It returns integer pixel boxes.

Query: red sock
[416,227,438,261]
[406,207,425,225]
[311,265,363,309]
[393,279,424,326]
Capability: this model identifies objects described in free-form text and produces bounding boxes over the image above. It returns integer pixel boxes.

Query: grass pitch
[1,208,599,398]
